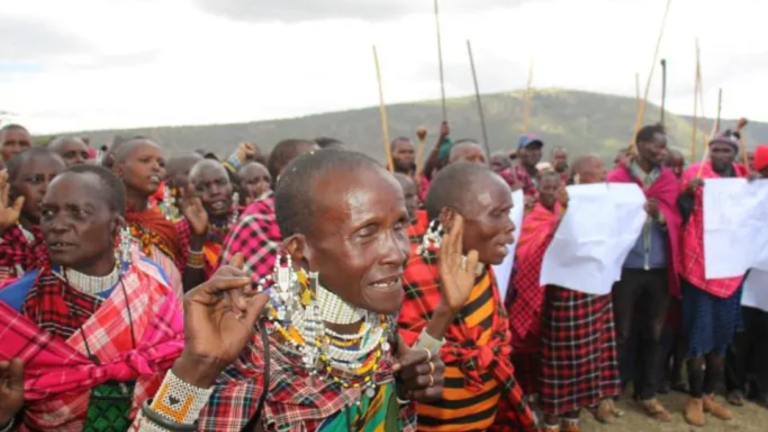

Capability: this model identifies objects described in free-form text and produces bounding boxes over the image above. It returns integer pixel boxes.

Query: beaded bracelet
[147,369,213,426]
[186,249,205,269]
[142,400,197,432]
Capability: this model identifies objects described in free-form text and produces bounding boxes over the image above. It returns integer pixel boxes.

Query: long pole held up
[715,88,723,133]
[523,58,535,134]
[690,38,701,160]
[434,0,447,122]
[467,40,491,157]
[372,45,393,171]
[631,0,673,152]
[660,58,667,125]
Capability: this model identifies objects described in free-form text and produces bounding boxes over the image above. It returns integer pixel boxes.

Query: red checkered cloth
[398,249,538,432]
[509,202,562,353]
[539,285,620,416]
[511,164,538,197]
[680,161,747,298]
[0,224,45,281]
[0,257,184,432]
[218,197,282,282]
[176,207,242,280]
[191,321,416,431]
[406,210,429,242]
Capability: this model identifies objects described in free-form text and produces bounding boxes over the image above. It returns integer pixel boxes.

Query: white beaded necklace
[57,265,120,296]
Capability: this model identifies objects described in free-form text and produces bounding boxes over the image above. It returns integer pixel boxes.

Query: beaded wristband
[147,369,213,426]
[186,249,205,269]
[412,329,445,356]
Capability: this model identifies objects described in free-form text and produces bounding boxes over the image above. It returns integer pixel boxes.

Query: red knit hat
[754,144,768,172]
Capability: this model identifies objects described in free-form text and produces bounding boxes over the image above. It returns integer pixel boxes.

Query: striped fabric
[398,248,537,432]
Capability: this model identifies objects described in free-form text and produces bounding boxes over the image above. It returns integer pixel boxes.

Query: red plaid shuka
[0,224,45,282]
[398,249,538,432]
[218,197,282,282]
[539,285,620,416]
[0,257,184,432]
[407,210,429,241]
[192,321,416,431]
[509,202,562,351]
[680,162,748,298]
[511,164,538,197]
[176,207,241,280]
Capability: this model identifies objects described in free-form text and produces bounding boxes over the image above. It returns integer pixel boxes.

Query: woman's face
[444,174,515,265]
[288,167,410,315]
[115,141,166,197]
[538,174,561,210]
[40,172,120,275]
[238,162,272,203]
[12,154,65,223]
[191,162,234,218]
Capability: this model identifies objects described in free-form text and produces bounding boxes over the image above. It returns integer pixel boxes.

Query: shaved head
[189,159,228,182]
[571,154,605,184]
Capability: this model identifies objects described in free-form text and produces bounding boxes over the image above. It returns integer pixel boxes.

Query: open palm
[437,215,479,313]
[0,171,23,234]
[180,185,209,236]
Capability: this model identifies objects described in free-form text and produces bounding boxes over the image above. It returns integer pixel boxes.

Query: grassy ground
[577,392,768,432]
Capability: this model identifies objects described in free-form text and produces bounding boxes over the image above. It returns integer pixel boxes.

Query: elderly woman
[398,162,538,432]
[0,165,184,431]
[133,149,470,431]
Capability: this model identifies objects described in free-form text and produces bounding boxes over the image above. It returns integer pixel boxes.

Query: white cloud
[0,0,765,135]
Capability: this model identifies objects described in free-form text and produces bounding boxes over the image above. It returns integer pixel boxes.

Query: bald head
[48,137,89,166]
[268,139,319,181]
[449,140,486,165]
[166,153,204,189]
[189,159,228,183]
[571,155,605,184]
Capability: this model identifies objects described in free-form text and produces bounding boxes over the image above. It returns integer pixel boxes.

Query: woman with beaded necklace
[107,138,184,296]
[0,165,185,432]
[398,162,538,432]
[175,159,241,290]
[133,149,482,431]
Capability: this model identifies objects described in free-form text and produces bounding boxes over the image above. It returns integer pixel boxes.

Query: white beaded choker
[58,266,120,296]
[316,283,364,325]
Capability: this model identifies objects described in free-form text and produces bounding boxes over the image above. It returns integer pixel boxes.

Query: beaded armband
[412,329,445,356]
[145,369,213,428]
[186,249,205,269]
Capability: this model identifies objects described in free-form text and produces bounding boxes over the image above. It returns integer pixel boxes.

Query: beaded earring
[417,219,445,255]
[229,192,240,225]
[256,253,299,321]
[161,184,177,220]
[117,227,132,273]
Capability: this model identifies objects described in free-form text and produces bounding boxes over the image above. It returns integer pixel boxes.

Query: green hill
[48,89,768,162]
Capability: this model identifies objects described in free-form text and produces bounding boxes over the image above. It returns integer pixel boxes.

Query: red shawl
[508,202,561,352]
[126,205,183,269]
[679,161,748,298]
[607,164,683,297]
[406,210,429,240]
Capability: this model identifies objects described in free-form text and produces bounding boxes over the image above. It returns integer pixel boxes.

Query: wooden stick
[415,127,427,179]
[434,0,447,122]
[373,45,393,171]
[523,58,534,134]
[715,88,723,133]
[631,0,673,152]
[467,40,492,157]
[660,58,667,125]
[690,39,700,160]
[635,72,641,115]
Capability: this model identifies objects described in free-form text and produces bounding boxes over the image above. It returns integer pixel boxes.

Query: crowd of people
[0,119,765,432]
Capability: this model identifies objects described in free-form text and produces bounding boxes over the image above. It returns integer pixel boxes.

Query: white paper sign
[742,269,768,312]
[704,178,768,279]
[540,183,646,296]
[492,190,525,302]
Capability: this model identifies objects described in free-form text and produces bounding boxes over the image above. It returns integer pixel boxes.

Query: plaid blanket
[218,197,281,282]
[680,161,747,298]
[0,224,45,282]
[0,258,184,432]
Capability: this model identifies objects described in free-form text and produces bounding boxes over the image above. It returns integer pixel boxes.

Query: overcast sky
[1,0,765,134]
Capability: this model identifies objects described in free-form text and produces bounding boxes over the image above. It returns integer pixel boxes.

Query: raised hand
[0,358,24,427]
[437,214,479,313]
[0,171,24,234]
[556,186,569,207]
[238,142,258,161]
[180,185,208,236]
[172,253,269,388]
[685,178,704,195]
[392,338,444,402]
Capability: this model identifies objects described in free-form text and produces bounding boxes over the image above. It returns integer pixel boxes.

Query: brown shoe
[704,394,732,421]
[685,398,705,427]
[641,398,672,422]
[594,399,615,424]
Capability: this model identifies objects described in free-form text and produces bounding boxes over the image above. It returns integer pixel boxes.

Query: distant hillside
[48,89,768,162]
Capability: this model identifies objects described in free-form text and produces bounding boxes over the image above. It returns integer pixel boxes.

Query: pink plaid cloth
[680,161,747,298]
[0,259,184,432]
[218,196,282,282]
